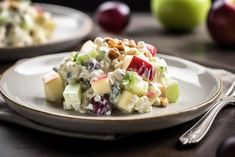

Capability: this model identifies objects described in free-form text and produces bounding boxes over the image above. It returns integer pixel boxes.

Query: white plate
[0,53,222,134]
[0,4,93,60]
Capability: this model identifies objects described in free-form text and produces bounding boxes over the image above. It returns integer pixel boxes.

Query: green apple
[63,84,82,111]
[163,79,179,103]
[117,90,137,113]
[151,0,211,31]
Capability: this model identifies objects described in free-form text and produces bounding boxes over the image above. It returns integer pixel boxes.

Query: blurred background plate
[0,3,93,61]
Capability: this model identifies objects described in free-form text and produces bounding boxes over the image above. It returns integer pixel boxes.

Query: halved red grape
[146,44,158,56]
[87,95,112,116]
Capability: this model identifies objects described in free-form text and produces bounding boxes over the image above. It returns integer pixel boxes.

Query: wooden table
[0,13,235,157]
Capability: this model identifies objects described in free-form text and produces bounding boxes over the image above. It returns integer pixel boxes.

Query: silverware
[179,81,235,145]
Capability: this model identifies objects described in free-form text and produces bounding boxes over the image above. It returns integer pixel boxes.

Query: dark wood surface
[0,13,235,157]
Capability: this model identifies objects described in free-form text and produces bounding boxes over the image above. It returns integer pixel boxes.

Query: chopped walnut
[108,48,120,60]
[104,37,116,47]
[115,41,125,52]
[123,39,137,48]
[104,37,114,43]
[159,97,169,107]
[129,40,137,48]
[8,1,20,11]
[104,37,125,52]
[126,48,139,55]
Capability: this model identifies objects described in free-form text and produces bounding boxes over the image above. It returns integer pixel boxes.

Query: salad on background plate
[0,0,55,47]
[43,37,179,116]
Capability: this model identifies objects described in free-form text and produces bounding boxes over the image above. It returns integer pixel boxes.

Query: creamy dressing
[55,37,174,115]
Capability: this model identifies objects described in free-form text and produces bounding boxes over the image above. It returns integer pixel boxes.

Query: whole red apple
[207,0,235,47]
[95,1,130,34]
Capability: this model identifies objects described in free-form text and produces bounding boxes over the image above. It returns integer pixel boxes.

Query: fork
[179,81,235,145]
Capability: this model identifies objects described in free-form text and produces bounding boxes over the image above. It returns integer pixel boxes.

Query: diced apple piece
[76,40,99,64]
[122,72,148,96]
[63,84,82,111]
[130,79,148,96]
[127,56,156,81]
[81,40,95,52]
[163,79,179,103]
[122,55,133,69]
[146,43,158,57]
[43,72,64,102]
[153,58,167,82]
[91,74,111,95]
[117,90,137,113]
[147,82,161,103]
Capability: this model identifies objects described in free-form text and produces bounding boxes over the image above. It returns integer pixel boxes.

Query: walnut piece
[104,37,125,52]
[123,39,137,48]
[159,97,169,107]
[108,48,120,60]
[126,48,139,55]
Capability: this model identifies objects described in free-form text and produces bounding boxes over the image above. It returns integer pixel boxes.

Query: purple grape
[95,1,130,33]
[87,95,112,116]
[85,60,100,72]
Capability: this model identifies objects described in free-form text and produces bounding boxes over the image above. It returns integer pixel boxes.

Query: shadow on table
[0,115,204,157]
[3,105,235,157]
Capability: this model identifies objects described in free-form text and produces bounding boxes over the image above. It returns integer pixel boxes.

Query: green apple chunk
[117,90,137,113]
[63,84,82,111]
[122,72,148,96]
[76,40,99,64]
[43,72,64,102]
[163,79,179,103]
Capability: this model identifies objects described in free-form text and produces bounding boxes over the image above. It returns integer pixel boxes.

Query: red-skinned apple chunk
[146,44,158,56]
[207,0,235,47]
[91,74,111,95]
[127,56,156,81]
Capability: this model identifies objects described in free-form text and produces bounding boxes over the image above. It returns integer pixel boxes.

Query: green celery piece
[96,47,107,61]
[63,84,82,111]
[122,72,148,96]
[71,52,78,62]
[76,48,98,64]
[122,72,133,86]
[129,80,148,96]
